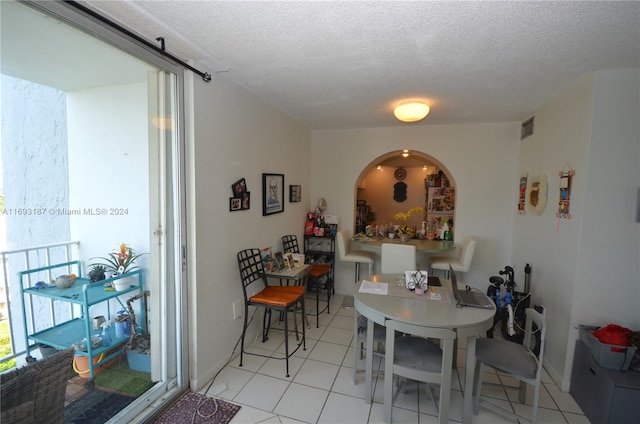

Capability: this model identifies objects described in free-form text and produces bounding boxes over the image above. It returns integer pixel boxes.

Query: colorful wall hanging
[556,163,574,219]
[518,173,528,215]
[527,175,548,215]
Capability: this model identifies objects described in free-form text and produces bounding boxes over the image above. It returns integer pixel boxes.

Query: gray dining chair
[384,319,456,424]
[472,306,546,424]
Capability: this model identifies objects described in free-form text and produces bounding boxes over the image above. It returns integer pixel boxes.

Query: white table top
[352,237,456,254]
[264,264,311,280]
[354,274,495,334]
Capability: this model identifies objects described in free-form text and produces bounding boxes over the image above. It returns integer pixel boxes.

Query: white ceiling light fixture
[393,101,430,123]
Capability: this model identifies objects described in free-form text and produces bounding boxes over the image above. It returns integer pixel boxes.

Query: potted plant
[392,207,425,242]
[88,264,107,282]
[90,244,147,291]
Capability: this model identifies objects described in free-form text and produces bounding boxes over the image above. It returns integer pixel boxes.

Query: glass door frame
[24,0,190,419]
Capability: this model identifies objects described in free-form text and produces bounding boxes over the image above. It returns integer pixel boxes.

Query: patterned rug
[64,389,136,423]
[153,392,241,424]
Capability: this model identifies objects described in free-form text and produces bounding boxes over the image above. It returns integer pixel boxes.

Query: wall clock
[394,167,407,181]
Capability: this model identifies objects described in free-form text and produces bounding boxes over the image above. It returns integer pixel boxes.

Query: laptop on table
[449,265,494,309]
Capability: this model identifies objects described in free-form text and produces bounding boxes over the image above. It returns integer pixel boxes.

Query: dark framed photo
[262,173,285,216]
[289,185,301,202]
[241,192,251,210]
[230,197,242,211]
[231,178,247,197]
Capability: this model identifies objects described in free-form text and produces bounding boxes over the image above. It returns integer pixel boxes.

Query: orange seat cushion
[250,285,305,307]
[309,264,331,278]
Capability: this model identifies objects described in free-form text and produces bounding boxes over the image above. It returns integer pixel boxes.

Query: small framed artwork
[289,185,302,202]
[230,197,242,211]
[241,192,251,210]
[285,252,295,270]
[273,251,285,271]
[232,178,247,197]
[262,173,285,216]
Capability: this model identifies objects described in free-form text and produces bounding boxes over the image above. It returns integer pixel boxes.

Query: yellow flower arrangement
[392,207,425,233]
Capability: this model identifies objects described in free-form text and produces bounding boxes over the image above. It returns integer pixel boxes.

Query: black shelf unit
[303,234,335,293]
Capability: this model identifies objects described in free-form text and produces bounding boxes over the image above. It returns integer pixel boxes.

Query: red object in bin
[592,324,632,351]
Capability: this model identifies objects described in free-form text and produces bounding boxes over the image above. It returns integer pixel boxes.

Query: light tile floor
[204,293,589,423]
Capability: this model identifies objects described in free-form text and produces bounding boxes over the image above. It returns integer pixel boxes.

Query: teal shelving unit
[19,262,144,388]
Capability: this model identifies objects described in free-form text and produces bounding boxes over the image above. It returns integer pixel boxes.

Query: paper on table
[359,280,389,295]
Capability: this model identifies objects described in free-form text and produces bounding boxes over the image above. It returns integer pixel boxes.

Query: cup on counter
[388,233,396,239]
[93,316,106,330]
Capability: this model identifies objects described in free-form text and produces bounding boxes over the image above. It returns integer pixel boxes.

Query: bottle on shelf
[101,321,112,347]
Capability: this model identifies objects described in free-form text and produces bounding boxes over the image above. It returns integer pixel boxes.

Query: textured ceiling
[83,1,639,129]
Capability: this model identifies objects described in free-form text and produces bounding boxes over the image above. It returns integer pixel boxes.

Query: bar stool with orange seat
[282,235,332,327]
[237,248,306,377]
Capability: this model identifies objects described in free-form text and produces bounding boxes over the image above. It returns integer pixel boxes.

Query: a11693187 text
[1,207,129,216]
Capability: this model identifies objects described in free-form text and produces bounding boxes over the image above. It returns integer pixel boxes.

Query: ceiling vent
[521,116,534,140]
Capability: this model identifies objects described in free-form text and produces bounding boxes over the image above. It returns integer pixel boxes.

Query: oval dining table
[353,274,496,424]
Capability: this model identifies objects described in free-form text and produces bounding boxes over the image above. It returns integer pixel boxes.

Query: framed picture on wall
[289,185,301,202]
[231,178,247,197]
[230,197,242,211]
[262,173,285,216]
[241,192,250,210]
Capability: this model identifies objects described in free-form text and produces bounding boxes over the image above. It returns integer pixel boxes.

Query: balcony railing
[0,241,80,365]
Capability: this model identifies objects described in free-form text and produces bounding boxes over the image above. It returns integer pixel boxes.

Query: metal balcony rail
[0,241,80,364]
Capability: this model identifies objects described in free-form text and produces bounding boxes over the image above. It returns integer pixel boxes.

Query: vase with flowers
[392,207,425,242]
[90,243,147,291]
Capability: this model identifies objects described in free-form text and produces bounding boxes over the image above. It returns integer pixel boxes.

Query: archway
[354,150,457,240]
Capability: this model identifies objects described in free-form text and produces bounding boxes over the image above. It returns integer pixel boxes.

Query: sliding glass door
[1,1,187,420]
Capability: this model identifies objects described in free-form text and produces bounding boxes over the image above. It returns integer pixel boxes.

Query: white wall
[67,82,151,327]
[1,76,70,249]
[360,165,435,229]
[188,75,311,389]
[310,123,520,296]
[569,69,640,386]
[511,69,640,390]
[67,83,151,272]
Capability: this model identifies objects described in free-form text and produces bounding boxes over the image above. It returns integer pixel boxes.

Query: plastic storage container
[127,350,151,373]
[579,325,637,371]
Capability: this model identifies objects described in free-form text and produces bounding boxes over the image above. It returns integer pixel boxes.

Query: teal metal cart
[19,261,144,389]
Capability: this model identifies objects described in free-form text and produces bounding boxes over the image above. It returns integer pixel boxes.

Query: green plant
[88,264,107,282]
[0,320,17,371]
[90,243,147,275]
[392,207,425,233]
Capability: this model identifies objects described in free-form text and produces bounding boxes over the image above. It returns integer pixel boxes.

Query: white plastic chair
[430,236,476,278]
[472,307,547,423]
[380,243,416,274]
[383,319,456,424]
[335,229,375,282]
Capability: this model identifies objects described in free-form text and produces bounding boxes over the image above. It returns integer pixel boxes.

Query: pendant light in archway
[394,101,430,123]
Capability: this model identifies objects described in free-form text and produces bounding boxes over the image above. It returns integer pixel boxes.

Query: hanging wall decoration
[556,163,575,219]
[518,173,528,215]
[393,181,408,202]
[527,175,548,215]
